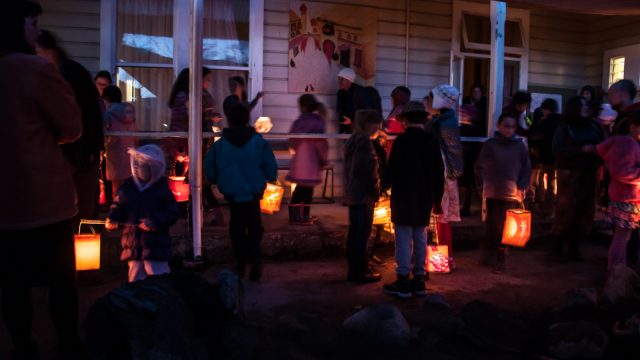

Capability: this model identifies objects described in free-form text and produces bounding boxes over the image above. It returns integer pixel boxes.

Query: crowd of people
[3,1,640,358]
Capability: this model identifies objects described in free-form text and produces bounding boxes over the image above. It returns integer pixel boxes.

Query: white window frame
[99,0,264,119]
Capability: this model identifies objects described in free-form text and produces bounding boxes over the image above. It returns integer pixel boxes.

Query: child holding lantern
[106,144,180,282]
[383,101,445,298]
[204,105,278,281]
[474,112,531,274]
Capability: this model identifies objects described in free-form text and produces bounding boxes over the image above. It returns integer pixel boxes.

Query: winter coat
[344,134,379,207]
[597,136,640,203]
[165,90,219,157]
[613,102,640,136]
[432,108,464,179]
[336,83,382,133]
[528,113,562,165]
[552,118,605,172]
[0,52,82,230]
[384,126,445,226]
[286,113,328,187]
[108,177,179,261]
[204,127,278,203]
[475,132,531,202]
[104,103,138,181]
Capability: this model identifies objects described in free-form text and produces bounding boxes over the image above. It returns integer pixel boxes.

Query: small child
[204,104,278,280]
[596,111,640,271]
[383,101,445,298]
[475,112,531,274]
[106,144,180,282]
[104,101,138,195]
[344,109,384,284]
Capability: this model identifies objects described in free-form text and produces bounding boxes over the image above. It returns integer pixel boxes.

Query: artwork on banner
[531,93,563,113]
[289,1,377,93]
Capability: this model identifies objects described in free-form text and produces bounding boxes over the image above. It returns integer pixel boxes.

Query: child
[344,109,384,284]
[204,104,278,280]
[596,111,640,271]
[286,94,329,224]
[383,102,445,298]
[475,112,531,274]
[104,101,138,195]
[106,144,180,282]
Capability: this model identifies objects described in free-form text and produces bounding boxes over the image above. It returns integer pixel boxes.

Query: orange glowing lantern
[99,179,106,205]
[501,209,532,248]
[74,222,101,271]
[373,198,391,225]
[169,176,190,202]
[260,183,284,215]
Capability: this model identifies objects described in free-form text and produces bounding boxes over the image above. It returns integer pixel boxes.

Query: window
[461,13,525,55]
[609,56,625,88]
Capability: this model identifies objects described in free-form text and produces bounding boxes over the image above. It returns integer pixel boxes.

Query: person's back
[529,112,562,166]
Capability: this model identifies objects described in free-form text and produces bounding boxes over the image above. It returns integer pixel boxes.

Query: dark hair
[94,70,113,83]
[103,85,122,104]
[470,84,484,93]
[564,96,586,121]
[227,104,250,127]
[580,85,596,99]
[228,76,246,93]
[403,112,427,125]
[611,79,637,100]
[168,67,211,108]
[628,111,640,127]
[512,91,532,105]
[540,98,559,113]
[391,86,411,98]
[498,112,517,125]
[0,1,42,54]
[354,109,383,133]
[36,29,67,60]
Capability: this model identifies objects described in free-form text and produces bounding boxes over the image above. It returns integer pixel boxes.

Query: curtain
[116,0,174,64]
[203,0,249,67]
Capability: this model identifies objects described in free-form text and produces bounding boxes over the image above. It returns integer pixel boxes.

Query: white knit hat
[337,68,356,83]
[431,84,460,110]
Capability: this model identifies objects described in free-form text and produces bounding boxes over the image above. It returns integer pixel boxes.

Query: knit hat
[337,68,356,83]
[431,84,460,110]
[599,103,618,125]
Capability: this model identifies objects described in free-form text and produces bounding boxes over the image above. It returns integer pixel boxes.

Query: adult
[166,67,226,225]
[580,85,601,119]
[459,85,487,216]
[336,68,382,134]
[504,90,532,137]
[222,76,264,120]
[527,98,562,217]
[36,29,104,220]
[551,96,605,262]
[0,2,84,358]
[609,79,640,136]
[94,70,112,97]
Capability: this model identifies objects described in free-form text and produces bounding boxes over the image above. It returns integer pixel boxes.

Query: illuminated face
[497,116,517,138]
[23,16,39,48]
[338,77,352,91]
[95,77,111,96]
[133,158,151,183]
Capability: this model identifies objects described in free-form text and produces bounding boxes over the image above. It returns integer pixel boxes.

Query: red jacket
[0,53,82,229]
[597,136,640,203]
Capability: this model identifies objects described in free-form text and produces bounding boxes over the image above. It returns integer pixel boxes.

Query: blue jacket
[205,127,278,203]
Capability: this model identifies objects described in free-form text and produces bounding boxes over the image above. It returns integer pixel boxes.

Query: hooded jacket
[597,136,640,203]
[204,127,278,203]
[286,112,328,187]
[104,103,138,181]
[475,132,531,202]
[384,126,445,226]
[344,133,379,206]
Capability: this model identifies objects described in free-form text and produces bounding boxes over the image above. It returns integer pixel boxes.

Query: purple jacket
[286,113,328,187]
[597,136,640,203]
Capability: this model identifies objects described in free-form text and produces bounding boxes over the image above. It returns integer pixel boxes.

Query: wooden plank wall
[38,0,101,75]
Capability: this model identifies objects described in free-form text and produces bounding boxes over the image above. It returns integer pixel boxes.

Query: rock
[548,321,608,359]
[603,265,640,304]
[552,288,599,323]
[343,304,412,349]
[460,301,524,353]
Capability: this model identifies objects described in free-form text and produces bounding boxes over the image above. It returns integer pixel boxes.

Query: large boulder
[603,265,640,305]
[548,321,608,359]
[552,288,599,323]
[343,304,412,349]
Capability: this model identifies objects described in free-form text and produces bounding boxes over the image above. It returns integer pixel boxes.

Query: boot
[288,205,302,224]
[347,267,381,284]
[302,205,317,224]
[383,274,412,298]
[492,247,507,274]
[410,274,428,296]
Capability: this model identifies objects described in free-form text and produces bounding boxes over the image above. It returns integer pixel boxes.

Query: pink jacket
[286,113,328,187]
[104,103,138,181]
[597,136,640,203]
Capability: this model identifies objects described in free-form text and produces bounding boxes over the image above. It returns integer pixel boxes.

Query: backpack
[355,85,382,114]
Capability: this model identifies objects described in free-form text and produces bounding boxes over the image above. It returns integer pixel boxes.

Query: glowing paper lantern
[501,209,532,248]
[373,198,391,225]
[254,117,273,133]
[169,176,189,202]
[427,245,450,273]
[260,183,284,215]
[75,233,101,271]
[99,179,106,205]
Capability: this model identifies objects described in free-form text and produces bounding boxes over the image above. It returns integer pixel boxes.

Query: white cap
[337,68,356,83]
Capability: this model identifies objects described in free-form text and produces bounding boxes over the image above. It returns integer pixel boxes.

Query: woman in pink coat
[595,111,640,271]
[104,102,138,194]
[286,94,329,224]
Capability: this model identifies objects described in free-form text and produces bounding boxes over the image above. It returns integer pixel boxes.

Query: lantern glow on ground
[261,183,285,214]
[502,209,532,248]
[75,234,101,271]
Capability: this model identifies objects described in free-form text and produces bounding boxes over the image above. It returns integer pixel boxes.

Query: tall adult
[94,70,112,114]
[551,96,605,262]
[609,79,640,136]
[336,68,382,134]
[504,91,532,137]
[580,85,601,119]
[36,29,104,220]
[222,76,264,120]
[459,84,487,216]
[0,2,84,358]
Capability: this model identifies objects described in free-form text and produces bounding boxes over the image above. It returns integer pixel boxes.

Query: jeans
[229,201,263,272]
[346,205,374,276]
[291,185,314,205]
[394,225,428,276]
[128,260,170,282]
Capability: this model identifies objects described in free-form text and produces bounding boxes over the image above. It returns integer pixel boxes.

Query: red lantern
[260,183,284,215]
[169,176,189,202]
[501,209,532,248]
